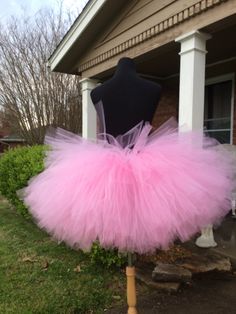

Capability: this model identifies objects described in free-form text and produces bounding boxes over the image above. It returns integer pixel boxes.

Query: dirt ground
[107,272,236,314]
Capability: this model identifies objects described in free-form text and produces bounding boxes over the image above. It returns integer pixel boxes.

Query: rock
[136,266,180,293]
[230,258,236,271]
[177,252,231,274]
[152,262,192,283]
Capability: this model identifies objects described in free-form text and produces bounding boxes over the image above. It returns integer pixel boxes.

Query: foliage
[90,242,126,268]
[0,144,126,269]
[0,145,46,216]
[0,6,82,145]
[0,200,124,314]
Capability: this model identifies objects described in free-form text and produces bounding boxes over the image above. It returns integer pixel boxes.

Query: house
[0,135,25,153]
[0,116,25,153]
[47,0,236,248]
[47,0,236,144]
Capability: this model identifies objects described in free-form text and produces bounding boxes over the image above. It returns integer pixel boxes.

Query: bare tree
[0,7,82,144]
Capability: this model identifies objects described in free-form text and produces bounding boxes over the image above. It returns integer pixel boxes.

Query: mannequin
[91,57,162,314]
[90,57,161,137]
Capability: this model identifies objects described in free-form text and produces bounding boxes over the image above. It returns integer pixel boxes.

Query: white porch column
[80,78,99,139]
[176,31,217,248]
[175,30,211,131]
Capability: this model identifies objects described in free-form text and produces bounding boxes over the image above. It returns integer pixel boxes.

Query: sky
[0,0,89,22]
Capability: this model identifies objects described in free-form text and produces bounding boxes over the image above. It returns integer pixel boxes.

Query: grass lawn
[0,198,125,314]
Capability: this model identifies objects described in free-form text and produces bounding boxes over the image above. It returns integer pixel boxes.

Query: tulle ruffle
[20,116,235,253]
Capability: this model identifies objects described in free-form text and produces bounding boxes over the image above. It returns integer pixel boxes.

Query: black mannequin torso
[90,57,161,137]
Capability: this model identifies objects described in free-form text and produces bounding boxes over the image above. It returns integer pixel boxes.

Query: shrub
[0,145,126,268]
[0,145,46,217]
[89,242,126,268]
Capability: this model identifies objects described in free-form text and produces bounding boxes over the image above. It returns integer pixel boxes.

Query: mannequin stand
[195,224,217,248]
[126,252,137,314]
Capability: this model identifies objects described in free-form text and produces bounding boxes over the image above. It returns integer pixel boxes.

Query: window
[204,77,233,144]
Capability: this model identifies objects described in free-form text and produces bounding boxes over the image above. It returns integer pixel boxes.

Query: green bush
[89,242,126,268]
[0,145,126,268]
[0,145,46,217]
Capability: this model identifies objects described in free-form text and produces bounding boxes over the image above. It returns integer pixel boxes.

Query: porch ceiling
[204,15,236,65]
[95,16,236,82]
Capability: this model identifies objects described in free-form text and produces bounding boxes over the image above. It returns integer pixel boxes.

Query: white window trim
[205,73,235,144]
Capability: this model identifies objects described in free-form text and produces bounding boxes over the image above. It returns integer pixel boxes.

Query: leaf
[73,265,81,273]
[112,295,121,300]
[22,256,37,263]
[41,260,49,270]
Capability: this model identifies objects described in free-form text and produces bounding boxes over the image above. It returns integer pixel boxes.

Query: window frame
[205,73,235,144]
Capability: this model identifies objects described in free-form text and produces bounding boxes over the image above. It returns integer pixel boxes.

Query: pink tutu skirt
[20,117,234,253]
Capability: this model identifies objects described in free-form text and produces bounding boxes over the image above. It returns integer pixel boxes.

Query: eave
[47,0,126,74]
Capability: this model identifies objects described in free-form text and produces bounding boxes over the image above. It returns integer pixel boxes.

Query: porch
[47,0,236,251]
[213,214,236,267]
[83,15,236,145]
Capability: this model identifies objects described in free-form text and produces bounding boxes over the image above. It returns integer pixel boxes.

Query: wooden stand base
[126,266,137,314]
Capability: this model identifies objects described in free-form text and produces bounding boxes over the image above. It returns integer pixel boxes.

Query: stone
[152,262,192,283]
[177,252,231,274]
[136,267,180,293]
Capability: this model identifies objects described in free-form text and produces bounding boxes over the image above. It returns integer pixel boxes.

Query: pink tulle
[20,116,235,253]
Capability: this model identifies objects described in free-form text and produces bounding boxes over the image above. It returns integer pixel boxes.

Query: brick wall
[152,77,179,129]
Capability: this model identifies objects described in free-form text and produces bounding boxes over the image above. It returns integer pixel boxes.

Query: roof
[47,0,236,76]
[0,134,25,142]
[47,0,127,74]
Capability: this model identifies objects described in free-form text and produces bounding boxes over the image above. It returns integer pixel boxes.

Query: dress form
[90,57,161,137]
[91,57,162,314]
